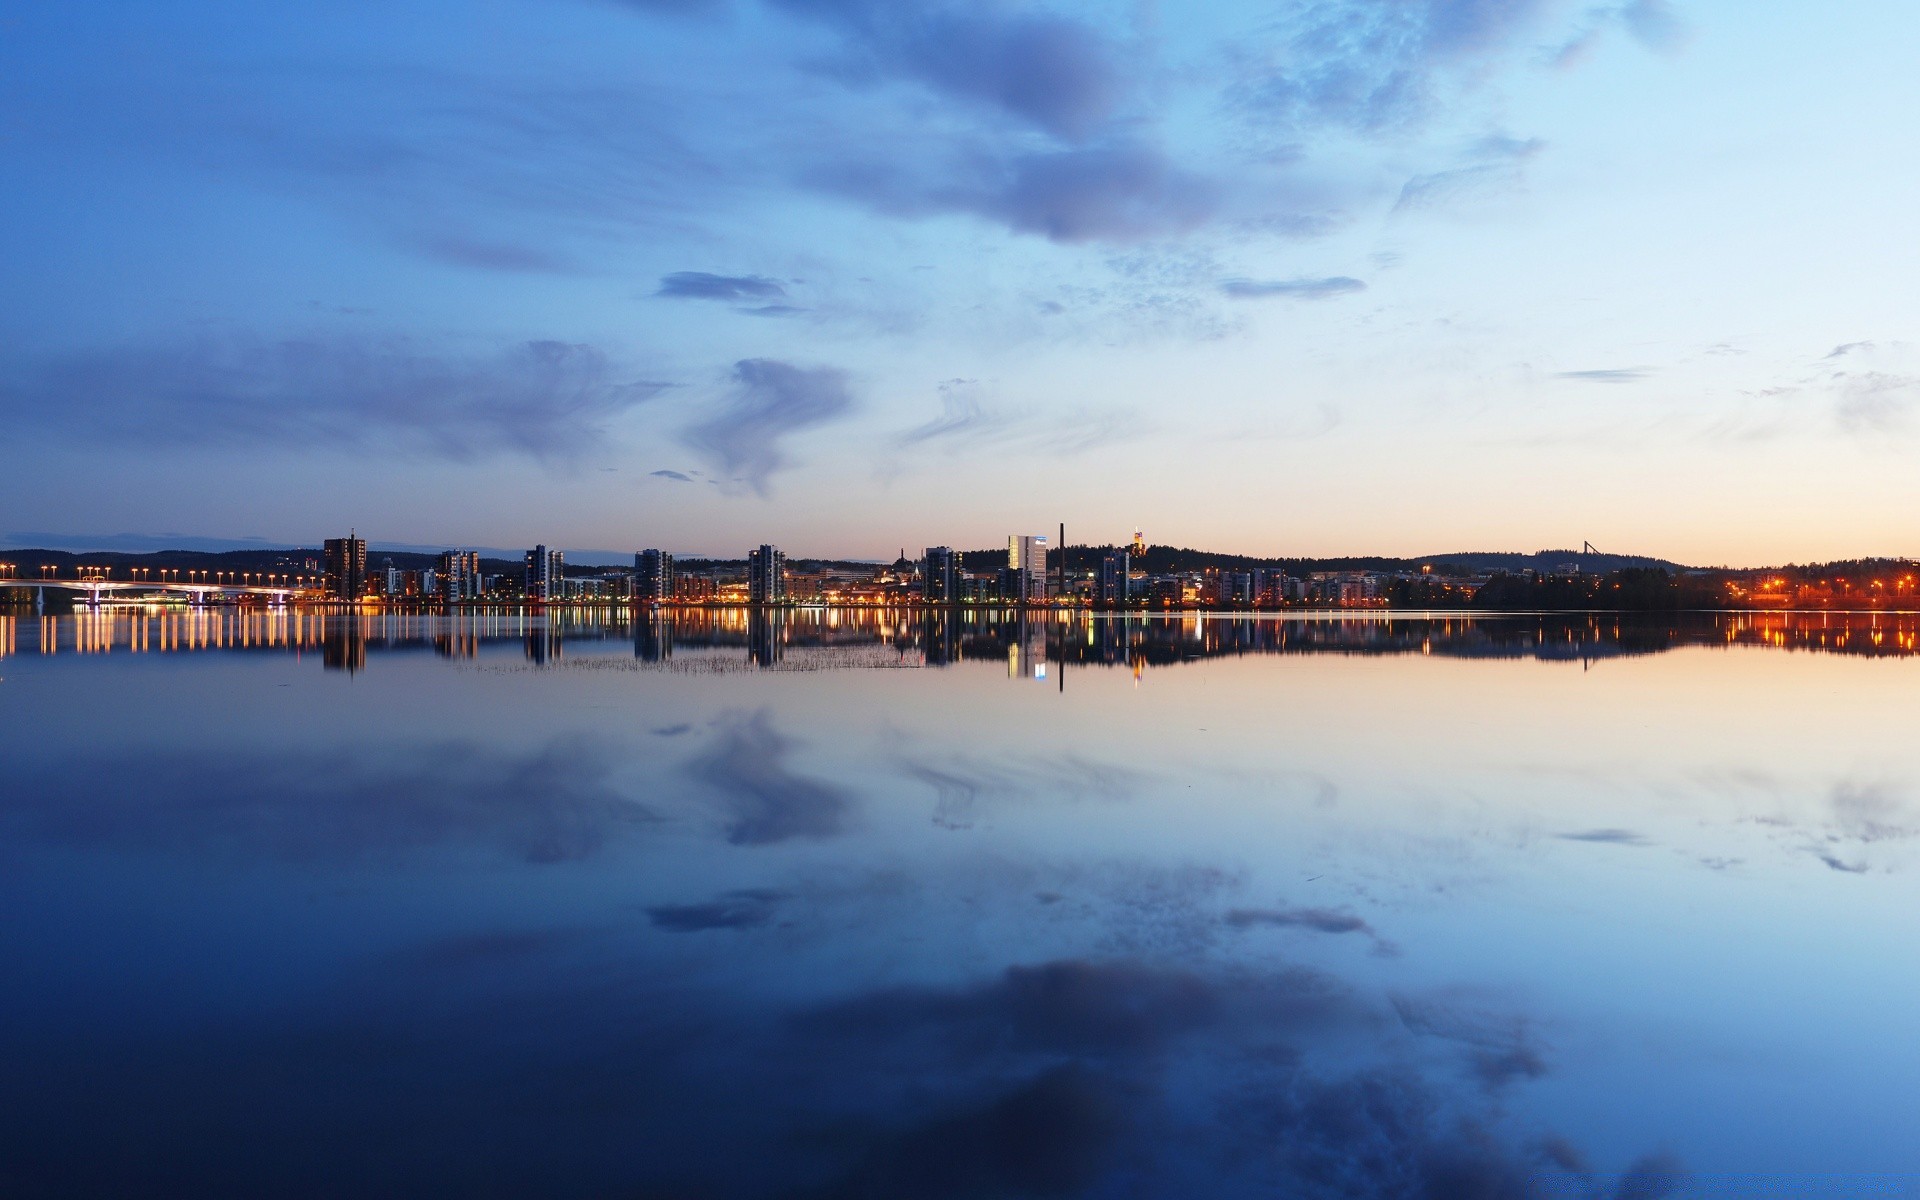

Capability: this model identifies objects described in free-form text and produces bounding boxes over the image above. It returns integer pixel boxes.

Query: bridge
[0,578,313,610]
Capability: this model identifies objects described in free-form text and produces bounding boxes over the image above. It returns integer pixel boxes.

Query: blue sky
[2,0,1916,563]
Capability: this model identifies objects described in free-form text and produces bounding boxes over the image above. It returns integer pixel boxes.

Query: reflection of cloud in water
[1738,779,1917,875]
[0,741,655,863]
[691,709,853,845]
[1393,992,1550,1094]
[1,917,1685,1198]
[1227,904,1397,956]
[892,742,1147,829]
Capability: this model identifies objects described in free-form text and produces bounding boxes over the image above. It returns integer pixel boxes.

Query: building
[525,545,564,601]
[747,544,786,604]
[438,550,481,602]
[635,549,675,603]
[1008,534,1048,604]
[322,533,366,601]
[1132,529,1146,557]
[1099,550,1130,607]
[925,546,960,604]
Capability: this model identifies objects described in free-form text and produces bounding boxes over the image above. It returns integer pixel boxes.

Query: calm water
[3,609,1918,1198]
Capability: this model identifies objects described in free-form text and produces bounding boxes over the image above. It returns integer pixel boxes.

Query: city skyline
[5,2,1920,565]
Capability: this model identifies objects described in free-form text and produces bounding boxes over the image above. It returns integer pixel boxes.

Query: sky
[1,0,1917,565]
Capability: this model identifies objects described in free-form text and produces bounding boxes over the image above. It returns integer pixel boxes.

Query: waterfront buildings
[747,545,786,604]
[322,534,366,600]
[925,547,959,603]
[1099,550,1130,607]
[1008,534,1048,604]
[635,549,675,603]
[438,550,481,602]
[525,545,564,601]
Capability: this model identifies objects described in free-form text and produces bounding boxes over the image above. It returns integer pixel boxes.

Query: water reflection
[9,607,1920,670]
[5,607,1920,1196]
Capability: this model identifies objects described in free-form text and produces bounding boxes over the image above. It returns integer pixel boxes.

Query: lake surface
[3,608,1918,1198]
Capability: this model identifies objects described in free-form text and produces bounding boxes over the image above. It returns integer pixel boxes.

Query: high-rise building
[924,546,959,603]
[1132,529,1146,557]
[634,549,675,603]
[525,545,564,601]
[1007,534,1048,604]
[1099,550,1130,607]
[747,544,786,604]
[323,533,367,601]
[438,550,481,602]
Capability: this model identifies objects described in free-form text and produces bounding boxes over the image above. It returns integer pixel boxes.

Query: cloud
[679,358,856,495]
[688,709,853,844]
[649,468,696,482]
[1617,0,1690,52]
[1550,1,1691,68]
[647,888,788,931]
[1556,368,1651,384]
[1557,828,1652,846]
[1393,134,1544,211]
[655,271,787,301]
[1231,0,1561,135]
[1826,341,1874,359]
[770,0,1123,142]
[0,336,667,461]
[1219,275,1366,300]
[807,138,1224,243]
[893,382,1009,448]
[0,741,657,864]
[1832,372,1916,434]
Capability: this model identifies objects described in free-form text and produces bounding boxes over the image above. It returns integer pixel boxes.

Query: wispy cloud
[806,139,1224,244]
[1832,372,1916,434]
[1394,134,1545,211]
[893,381,1011,448]
[1550,0,1692,68]
[1219,276,1366,300]
[1231,0,1566,135]
[0,336,667,461]
[655,271,787,301]
[650,468,696,482]
[1555,368,1651,384]
[769,0,1123,142]
[679,358,856,495]
[1556,828,1652,846]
